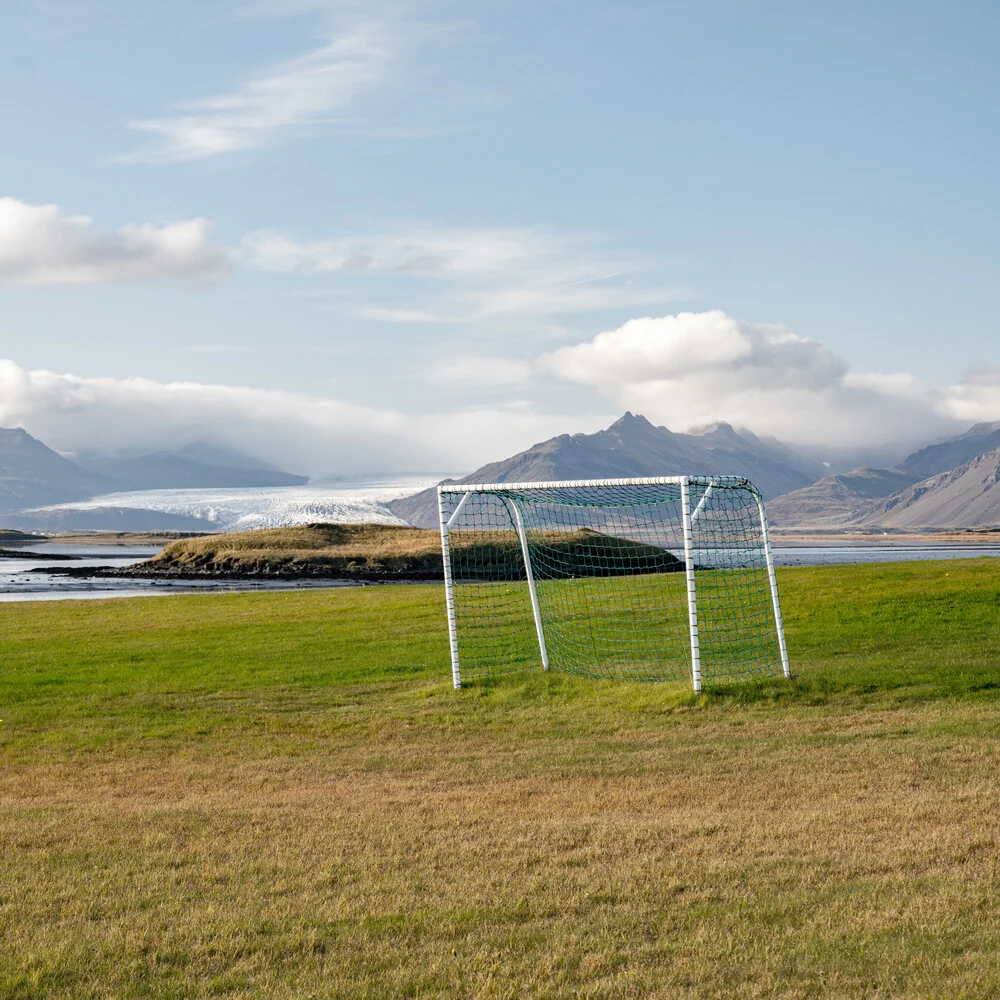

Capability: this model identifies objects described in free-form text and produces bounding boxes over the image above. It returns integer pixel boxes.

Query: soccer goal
[437,476,790,691]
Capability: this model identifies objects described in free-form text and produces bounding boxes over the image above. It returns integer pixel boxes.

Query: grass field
[3,559,1000,997]
[453,568,779,684]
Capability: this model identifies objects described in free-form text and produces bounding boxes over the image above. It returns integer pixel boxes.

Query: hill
[78,442,308,490]
[390,413,821,528]
[116,522,684,580]
[853,446,1000,529]
[767,467,920,528]
[4,506,211,534]
[0,427,309,519]
[899,420,1000,480]
[769,421,1000,529]
[0,427,114,512]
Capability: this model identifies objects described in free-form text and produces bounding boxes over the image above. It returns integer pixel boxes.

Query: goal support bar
[756,491,791,679]
[437,488,463,689]
[504,497,549,673]
[680,479,703,695]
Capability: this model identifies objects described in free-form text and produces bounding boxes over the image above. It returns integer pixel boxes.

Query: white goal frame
[438,475,791,691]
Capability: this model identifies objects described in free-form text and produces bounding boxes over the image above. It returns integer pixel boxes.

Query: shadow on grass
[459,661,1000,717]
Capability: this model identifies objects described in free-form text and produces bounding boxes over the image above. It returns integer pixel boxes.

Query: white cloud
[532,310,999,450]
[941,366,1000,425]
[243,224,689,325]
[2,322,999,482]
[0,360,607,475]
[0,198,229,286]
[125,21,402,161]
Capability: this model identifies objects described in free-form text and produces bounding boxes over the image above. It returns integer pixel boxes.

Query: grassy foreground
[2,560,1000,998]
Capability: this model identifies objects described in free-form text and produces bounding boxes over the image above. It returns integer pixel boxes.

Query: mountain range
[389,413,826,528]
[6,414,1000,534]
[0,428,307,529]
[392,414,1000,532]
[77,442,307,491]
[767,421,1000,529]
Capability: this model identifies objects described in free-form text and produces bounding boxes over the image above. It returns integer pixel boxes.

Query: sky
[0,0,998,474]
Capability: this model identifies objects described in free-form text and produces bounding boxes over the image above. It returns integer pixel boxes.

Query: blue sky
[0,0,998,472]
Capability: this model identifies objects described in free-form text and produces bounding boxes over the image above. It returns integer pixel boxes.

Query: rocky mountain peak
[389,411,820,527]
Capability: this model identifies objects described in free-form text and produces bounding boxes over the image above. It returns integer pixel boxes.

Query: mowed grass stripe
[2,559,1000,998]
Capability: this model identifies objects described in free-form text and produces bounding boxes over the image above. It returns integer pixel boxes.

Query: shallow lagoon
[0,540,998,603]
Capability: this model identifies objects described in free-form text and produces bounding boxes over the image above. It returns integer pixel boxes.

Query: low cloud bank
[0,361,606,476]
[1,310,997,477]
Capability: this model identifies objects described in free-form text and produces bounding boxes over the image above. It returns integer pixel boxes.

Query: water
[0,543,373,602]
[23,475,447,532]
[0,543,164,601]
[772,544,1000,566]
[0,540,998,603]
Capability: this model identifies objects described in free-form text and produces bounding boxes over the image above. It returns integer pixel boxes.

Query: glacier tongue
[25,478,444,531]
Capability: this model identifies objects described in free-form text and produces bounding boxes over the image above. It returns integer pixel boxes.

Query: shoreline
[46,564,444,583]
[770,530,1000,545]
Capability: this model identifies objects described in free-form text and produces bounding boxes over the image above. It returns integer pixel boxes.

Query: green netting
[439,478,786,688]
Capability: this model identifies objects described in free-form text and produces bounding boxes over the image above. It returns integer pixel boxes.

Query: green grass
[454,568,780,683]
[2,559,1000,997]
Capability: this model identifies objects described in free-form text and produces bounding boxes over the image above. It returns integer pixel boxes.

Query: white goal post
[437,475,790,691]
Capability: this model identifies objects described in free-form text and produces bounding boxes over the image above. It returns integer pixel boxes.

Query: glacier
[26,476,445,532]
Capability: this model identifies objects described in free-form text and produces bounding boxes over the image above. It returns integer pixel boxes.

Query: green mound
[456,526,683,580]
[0,528,44,541]
[130,522,683,580]
[136,523,444,579]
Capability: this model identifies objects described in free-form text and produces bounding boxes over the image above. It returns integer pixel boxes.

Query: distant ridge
[0,427,308,529]
[854,447,1000,529]
[899,421,1000,480]
[79,443,308,490]
[389,413,821,528]
[0,428,114,511]
[4,507,211,533]
[767,467,921,528]
[769,421,1000,529]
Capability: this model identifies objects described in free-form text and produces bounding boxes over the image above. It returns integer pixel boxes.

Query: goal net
[437,476,789,691]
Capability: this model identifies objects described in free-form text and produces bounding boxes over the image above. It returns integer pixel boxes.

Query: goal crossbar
[440,475,754,494]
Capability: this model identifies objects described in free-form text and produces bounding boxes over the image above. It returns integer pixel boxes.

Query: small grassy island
[121,522,684,580]
[129,523,446,580]
[0,529,44,542]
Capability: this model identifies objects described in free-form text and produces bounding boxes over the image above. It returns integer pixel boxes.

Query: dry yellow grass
[144,523,446,577]
[141,523,681,580]
[153,522,444,558]
[4,708,1000,999]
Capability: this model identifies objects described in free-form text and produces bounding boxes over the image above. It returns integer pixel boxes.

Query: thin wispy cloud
[0,197,229,286]
[123,21,402,162]
[241,224,690,328]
